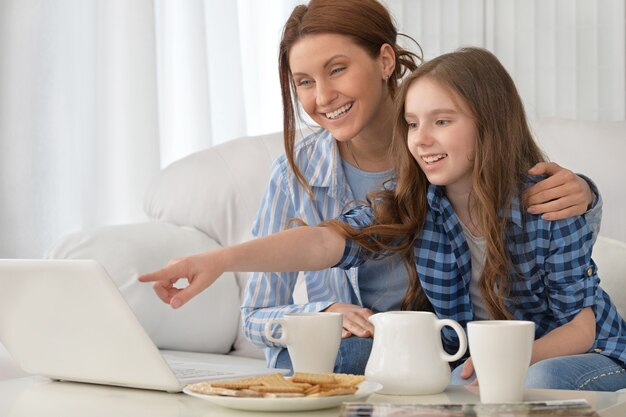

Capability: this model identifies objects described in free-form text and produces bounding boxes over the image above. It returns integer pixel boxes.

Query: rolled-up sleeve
[543,215,598,323]
[332,205,378,270]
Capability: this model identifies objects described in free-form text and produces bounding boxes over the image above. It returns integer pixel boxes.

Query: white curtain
[0,0,624,259]
[387,0,625,121]
[1,0,158,259]
[0,0,295,258]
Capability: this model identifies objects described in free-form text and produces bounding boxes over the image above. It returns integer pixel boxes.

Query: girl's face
[289,33,393,143]
[404,77,477,194]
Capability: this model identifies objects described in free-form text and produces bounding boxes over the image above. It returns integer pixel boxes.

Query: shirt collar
[426,183,526,228]
[301,129,349,199]
[426,184,446,214]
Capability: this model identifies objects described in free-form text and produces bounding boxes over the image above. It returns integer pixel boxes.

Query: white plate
[183,380,383,412]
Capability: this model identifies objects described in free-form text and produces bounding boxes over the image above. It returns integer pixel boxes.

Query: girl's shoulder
[514,175,589,237]
[522,173,545,188]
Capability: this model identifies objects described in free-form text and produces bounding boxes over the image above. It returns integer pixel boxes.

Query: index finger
[138,262,187,284]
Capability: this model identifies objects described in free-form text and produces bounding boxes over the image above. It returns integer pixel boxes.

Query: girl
[330,47,626,390]
[140,1,601,375]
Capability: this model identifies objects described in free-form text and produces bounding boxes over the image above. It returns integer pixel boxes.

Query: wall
[531,118,626,243]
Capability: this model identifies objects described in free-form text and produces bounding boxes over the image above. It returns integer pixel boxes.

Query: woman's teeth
[326,103,352,119]
[422,154,447,164]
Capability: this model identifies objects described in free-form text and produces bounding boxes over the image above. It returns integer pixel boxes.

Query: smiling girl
[329,47,626,390]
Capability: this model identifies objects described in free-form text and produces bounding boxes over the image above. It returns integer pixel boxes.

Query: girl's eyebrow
[428,108,458,115]
[404,108,458,118]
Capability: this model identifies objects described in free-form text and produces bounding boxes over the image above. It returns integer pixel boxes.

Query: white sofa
[2,121,626,382]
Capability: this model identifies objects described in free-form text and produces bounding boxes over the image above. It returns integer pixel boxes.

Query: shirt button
[586,267,593,276]
[594,348,602,353]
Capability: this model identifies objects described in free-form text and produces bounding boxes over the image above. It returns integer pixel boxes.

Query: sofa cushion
[47,222,241,354]
[592,236,626,317]
[143,132,284,249]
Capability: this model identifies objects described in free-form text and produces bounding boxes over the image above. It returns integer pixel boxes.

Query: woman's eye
[297,79,313,87]
[436,119,450,126]
[407,122,418,129]
[330,67,346,76]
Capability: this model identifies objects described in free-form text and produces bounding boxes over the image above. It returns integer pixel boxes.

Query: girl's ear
[379,43,396,80]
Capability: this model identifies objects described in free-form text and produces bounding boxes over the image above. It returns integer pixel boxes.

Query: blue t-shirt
[342,159,407,312]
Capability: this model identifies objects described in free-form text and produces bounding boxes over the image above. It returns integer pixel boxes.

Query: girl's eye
[436,119,450,126]
[407,122,418,129]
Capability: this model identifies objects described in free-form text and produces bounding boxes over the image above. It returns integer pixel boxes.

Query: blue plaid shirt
[336,182,626,367]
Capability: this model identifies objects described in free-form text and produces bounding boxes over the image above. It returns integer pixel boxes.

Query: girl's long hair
[279,0,422,193]
[326,48,546,317]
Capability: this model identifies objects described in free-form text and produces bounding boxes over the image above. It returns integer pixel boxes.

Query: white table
[2,376,626,417]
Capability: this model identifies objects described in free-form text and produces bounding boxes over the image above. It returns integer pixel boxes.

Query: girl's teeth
[422,154,447,163]
[326,103,352,119]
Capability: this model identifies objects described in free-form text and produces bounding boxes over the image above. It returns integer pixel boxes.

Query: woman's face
[404,77,477,195]
[289,33,393,143]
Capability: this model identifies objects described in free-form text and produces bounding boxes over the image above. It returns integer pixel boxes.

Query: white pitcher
[365,311,467,395]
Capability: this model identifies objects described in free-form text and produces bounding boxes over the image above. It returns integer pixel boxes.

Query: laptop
[0,259,287,392]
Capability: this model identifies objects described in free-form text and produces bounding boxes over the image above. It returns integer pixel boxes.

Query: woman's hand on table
[325,302,375,338]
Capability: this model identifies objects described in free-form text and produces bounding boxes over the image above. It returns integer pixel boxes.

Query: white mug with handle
[264,312,343,373]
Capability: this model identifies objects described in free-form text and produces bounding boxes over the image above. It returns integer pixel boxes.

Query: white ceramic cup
[467,320,535,403]
[264,312,342,373]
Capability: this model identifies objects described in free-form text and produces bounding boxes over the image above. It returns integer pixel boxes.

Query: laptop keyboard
[163,355,283,382]
[172,366,237,380]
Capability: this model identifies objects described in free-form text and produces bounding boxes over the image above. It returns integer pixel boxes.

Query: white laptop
[0,259,287,392]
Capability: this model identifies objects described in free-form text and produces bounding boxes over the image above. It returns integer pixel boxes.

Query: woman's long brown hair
[326,48,546,317]
[278,0,422,193]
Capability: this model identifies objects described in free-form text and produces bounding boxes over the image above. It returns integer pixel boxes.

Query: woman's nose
[316,81,337,106]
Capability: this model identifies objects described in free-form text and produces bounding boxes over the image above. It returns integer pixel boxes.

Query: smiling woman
[288,33,396,170]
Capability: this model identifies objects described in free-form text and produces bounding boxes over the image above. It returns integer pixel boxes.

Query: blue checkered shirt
[336,182,626,367]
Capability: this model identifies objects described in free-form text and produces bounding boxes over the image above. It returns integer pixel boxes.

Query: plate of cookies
[183,371,383,412]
